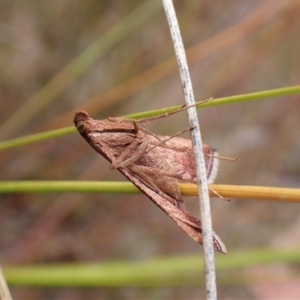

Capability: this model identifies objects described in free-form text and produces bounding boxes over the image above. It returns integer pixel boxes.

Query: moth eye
[76,120,90,134]
[74,111,90,133]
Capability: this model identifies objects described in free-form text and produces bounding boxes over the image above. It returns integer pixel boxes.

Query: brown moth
[74,110,226,254]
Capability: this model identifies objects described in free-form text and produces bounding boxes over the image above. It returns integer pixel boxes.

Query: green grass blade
[3,249,300,287]
[0,85,299,151]
[0,181,139,194]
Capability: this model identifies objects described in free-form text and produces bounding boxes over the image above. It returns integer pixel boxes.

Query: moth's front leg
[110,138,148,169]
[106,120,150,169]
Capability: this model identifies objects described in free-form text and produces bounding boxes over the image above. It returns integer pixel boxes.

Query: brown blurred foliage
[0,0,300,299]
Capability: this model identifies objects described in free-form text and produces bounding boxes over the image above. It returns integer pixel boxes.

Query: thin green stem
[3,248,300,287]
[0,85,299,151]
[0,127,75,151]
[200,85,300,108]
[0,181,139,194]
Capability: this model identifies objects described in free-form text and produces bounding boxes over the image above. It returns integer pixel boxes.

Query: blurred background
[0,0,300,299]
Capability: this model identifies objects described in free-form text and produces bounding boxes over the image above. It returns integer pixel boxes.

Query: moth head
[74,111,90,134]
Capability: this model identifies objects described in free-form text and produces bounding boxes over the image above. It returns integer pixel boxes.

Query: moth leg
[145,127,194,155]
[111,99,210,127]
[110,140,147,169]
[209,187,230,201]
[134,99,210,125]
[109,119,152,168]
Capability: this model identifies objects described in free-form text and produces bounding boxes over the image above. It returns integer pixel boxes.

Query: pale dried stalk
[0,267,12,300]
[181,184,300,202]
[161,1,217,299]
